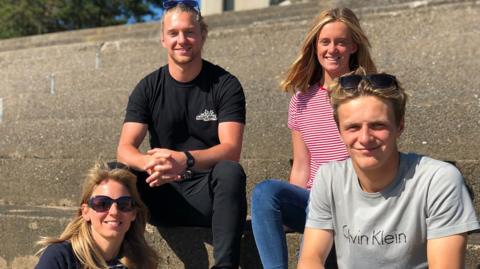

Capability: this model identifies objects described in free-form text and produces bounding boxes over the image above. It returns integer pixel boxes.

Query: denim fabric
[251,179,309,269]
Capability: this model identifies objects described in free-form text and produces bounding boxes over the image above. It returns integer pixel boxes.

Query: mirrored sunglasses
[163,0,200,13]
[87,195,136,212]
[339,74,397,91]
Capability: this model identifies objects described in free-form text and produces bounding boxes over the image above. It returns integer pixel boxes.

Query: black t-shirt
[35,241,127,269]
[125,60,246,152]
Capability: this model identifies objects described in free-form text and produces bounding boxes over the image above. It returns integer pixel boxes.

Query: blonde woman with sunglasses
[35,162,157,269]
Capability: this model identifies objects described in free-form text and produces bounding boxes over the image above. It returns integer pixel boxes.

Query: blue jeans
[251,179,309,269]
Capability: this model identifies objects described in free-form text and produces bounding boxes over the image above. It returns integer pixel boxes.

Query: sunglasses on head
[339,74,397,91]
[163,0,200,13]
[87,195,136,213]
[107,161,128,171]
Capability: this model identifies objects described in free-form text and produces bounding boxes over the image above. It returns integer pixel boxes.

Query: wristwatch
[181,151,195,180]
[184,151,195,168]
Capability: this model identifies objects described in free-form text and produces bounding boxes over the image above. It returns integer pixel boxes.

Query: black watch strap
[184,151,195,168]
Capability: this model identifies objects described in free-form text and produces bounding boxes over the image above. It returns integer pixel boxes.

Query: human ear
[351,42,358,54]
[397,119,405,136]
[81,204,90,222]
[161,34,166,48]
[131,209,137,222]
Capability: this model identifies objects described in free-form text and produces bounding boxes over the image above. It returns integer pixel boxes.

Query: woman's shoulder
[35,241,80,269]
[293,83,322,98]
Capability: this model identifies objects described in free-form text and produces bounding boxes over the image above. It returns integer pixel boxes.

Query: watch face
[182,170,192,180]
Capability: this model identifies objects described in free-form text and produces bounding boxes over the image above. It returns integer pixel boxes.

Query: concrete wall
[200,0,271,15]
[201,0,224,15]
[0,1,479,268]
[235,0,271,11]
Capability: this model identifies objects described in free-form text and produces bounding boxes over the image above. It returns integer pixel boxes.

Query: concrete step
[0,157,477,217]
[0,204,478,269]
[0,1,478,268]
[400,103,480,161]
[0,205,294,269]
[0,0,328,54]
[1,2,477,84]
[0,117,123,159]
[0,3,477,102]
[1,99,478,161]
[0,156,291,211]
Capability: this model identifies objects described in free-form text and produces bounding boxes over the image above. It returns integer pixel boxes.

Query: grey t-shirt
[306,152,479,269]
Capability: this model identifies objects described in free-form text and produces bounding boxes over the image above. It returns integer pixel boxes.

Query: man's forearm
[297,258,325,269]
[189,142,241,170]
[117,143,149,171]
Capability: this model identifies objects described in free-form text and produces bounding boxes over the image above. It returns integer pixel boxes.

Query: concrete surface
[0,0,478,268]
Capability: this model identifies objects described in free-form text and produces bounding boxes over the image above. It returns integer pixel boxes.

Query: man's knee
[211,160,246,190]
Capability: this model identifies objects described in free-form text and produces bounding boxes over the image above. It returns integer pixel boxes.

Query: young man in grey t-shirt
[298,70,479,269]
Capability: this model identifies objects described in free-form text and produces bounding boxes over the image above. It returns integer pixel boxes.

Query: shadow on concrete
[156,225,212,269]
[152,220,264,269]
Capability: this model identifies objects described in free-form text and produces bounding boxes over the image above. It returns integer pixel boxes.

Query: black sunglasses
[107,161,128,171]
[339,74,397,91]
[87,195,136,213]
[163,0,200,13]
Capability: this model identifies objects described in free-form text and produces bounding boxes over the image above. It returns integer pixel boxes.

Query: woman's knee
[251,179,287,209]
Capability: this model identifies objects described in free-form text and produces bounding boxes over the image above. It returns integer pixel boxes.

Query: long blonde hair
[37,162,158,269]
[281,7,377,93]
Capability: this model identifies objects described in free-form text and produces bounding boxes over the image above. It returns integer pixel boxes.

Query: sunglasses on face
[339,74,397,91]
[87,195,136,213]
[163,0,200,13]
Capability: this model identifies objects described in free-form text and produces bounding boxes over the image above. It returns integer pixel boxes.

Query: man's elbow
[230,148,242,162]
[228,149,241,162]
[116,144,128,163]
[297,257,325,269]
[222,143,242,162]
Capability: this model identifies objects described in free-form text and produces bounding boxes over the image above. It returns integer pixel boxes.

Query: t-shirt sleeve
[124,78,151,124]
[35,243,74,269]
[426,163,480,239]
[305,165,334,230]
[216,75,246,124]
[287,93,298,131]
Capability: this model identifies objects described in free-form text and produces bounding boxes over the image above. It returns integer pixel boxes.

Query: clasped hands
[143,148,187,187]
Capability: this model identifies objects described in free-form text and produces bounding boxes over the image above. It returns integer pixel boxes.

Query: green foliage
[0,0,163,39]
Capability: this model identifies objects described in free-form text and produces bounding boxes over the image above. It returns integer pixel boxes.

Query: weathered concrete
[1,205,478,268]
[0,0,479,268]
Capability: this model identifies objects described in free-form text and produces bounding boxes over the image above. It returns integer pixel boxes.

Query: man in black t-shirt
[116,2,246,268]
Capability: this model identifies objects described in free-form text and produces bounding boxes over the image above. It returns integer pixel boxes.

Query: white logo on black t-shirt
[196,109,217,121]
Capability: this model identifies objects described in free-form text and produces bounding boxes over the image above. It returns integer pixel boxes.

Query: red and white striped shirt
[288,84,349,189]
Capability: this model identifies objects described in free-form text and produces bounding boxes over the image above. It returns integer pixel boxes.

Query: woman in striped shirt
[251,7,377,269]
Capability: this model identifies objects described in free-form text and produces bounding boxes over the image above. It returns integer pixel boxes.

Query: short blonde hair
[161,2,208,39]
[329,67,408,127]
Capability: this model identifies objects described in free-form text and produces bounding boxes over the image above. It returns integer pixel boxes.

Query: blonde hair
[281,7,377,93]
[161,3,208,39]
[37,162,158,269]
[329,67,408,127]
